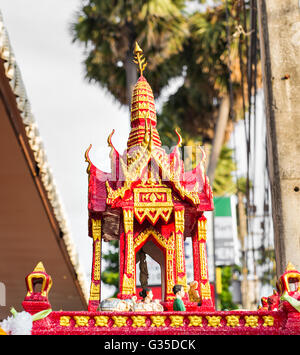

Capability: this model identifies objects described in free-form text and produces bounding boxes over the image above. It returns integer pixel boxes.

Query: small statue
[258,290,279,311]
[172,284,186,311]
[132,288,163,312]
[139,250,149,289]
[188,281,201,306]
[139,287,153,304]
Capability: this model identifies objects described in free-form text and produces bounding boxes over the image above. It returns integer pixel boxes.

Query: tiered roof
[85,43,213,224]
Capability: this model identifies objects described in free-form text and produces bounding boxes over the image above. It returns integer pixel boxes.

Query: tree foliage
[71,0,187,104]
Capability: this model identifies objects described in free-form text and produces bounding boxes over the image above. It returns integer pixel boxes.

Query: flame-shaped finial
[133,41,147,76]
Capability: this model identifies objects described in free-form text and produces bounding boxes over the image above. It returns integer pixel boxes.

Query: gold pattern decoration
[89,283,100,301]
[106,141,203,206]
[169,315,184,328]
[133,42,147,76]
[225,315,240,327]
[200,282,211,300]
[85,144,92,174]
[123,209,135,276]
[112,316,128,328]
[134,227,168,250]
[131,316,147,328]
[94,316,109,327]
[262,316,274,327]
[175,209,185,276]
[177,275,187,292]
[198,218,207,241]
[123,208,134,234]
[122,274,135,295]
[199,244,208,280]
[60,316,71,327]
[92,218,101,241]
[206,316,222,327]
[150,315,167,327]
[188,316,203,327]
[91,218,102,283]
[134,187,173,206]
[286,262,296,271]
[74,316,90,327]
[134,207,173,224]
[174,209,185,233]
[244,315,259,328]
[93,242,101,281]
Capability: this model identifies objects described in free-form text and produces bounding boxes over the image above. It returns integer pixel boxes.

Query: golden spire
[286,262,296,272]
[133,41,147,76]
[33,261,46,273]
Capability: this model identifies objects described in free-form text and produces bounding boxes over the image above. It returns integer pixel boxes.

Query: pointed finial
[133,41,147,76]
[33,261,46,273]
[286,262,296,271]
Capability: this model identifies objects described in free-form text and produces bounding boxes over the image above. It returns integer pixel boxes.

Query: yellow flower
[244,315,258,328]
[262,315,274,327]
[94,316,109,327]
[188,316,203,327]
[112,316,128,328]
[169,315,184,327]
[206,316,222,327]
[150,315,166,327]
[74,316,90,327]
[131,316,147,328]
[60,316,71,327]
[225,315,240,327]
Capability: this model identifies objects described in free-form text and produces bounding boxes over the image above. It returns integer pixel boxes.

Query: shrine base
[31,309,300,335]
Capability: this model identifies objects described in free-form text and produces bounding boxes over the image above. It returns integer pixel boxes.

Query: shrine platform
[31,308,300,335]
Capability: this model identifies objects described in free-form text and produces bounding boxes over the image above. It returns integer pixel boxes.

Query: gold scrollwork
[94,316,109,327]
[244,315,259,328]
[175,209,185,234]
[60,316,71,327]
[225,315,240,327]
[206,316,222,327]
[262,315,274,327]
[134,188,173,207]
[134,207,172,224]
[112,316,128,328]
[200,282,211,300]
[123,209,134,234]
[199,243,208,280]
[188,316,203,327]
[122,274,135,295]
[169,315,184,328]
[150,315,166,327]
[89,282,100,301]
[131,316,147,328]
[74,316,90,327]
[198,218,207,241]
[92,218,101,241]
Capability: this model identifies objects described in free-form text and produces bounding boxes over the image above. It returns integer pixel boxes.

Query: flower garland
[0,307,51,335]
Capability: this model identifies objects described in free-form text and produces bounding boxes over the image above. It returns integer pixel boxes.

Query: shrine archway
[136,240,165,300]
[134,227,174,301]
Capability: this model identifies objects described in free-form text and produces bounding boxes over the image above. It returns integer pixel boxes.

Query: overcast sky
[0,0,131,298]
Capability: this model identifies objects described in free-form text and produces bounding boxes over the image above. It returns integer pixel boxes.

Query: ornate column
[192,214,214,310]
[165,231,176,301]
[174,207,188,298]
[88,217,102,311]
[119,207,135,299]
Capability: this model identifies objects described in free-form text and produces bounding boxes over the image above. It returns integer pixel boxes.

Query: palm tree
[71,0,187,107]
[158,1,250,185]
